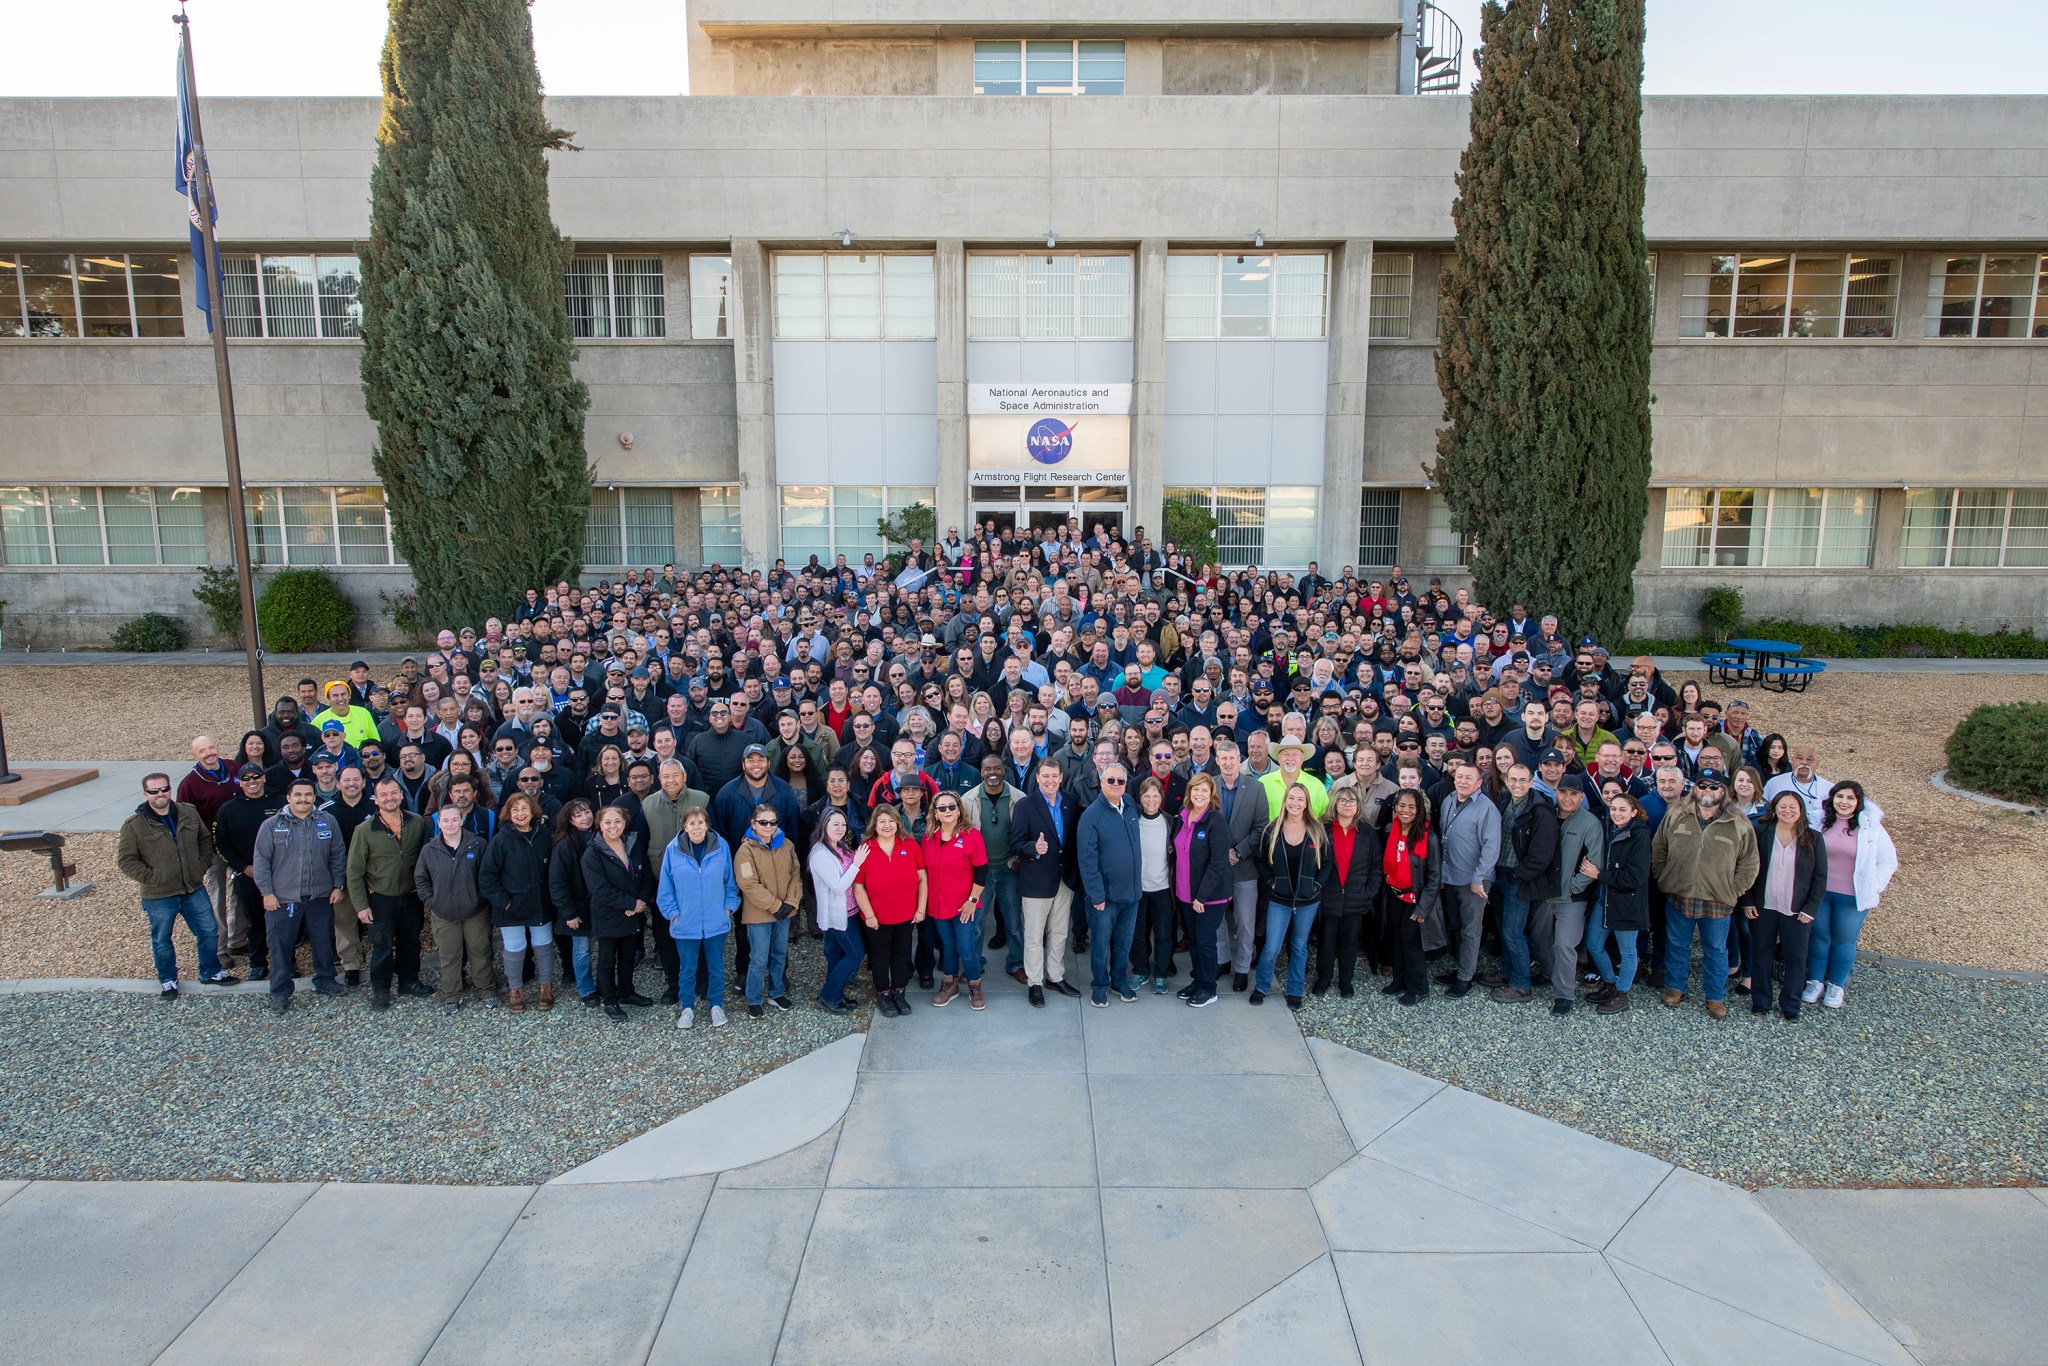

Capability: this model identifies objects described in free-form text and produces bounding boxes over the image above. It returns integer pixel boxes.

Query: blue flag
[173,30,218,332]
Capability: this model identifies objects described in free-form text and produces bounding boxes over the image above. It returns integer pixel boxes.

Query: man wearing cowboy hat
[1260,736,1329,820]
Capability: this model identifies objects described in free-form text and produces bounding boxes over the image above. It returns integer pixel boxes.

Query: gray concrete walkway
[0,762,166,834]
[2,980,2033,1365]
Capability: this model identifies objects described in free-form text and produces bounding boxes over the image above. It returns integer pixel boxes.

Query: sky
[2,0,2043,97]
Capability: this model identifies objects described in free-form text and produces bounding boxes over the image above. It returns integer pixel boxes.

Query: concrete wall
[687,0,1403,35]
[717,39,939,95]
[1161,38,1398,95]
[0,565,415,651]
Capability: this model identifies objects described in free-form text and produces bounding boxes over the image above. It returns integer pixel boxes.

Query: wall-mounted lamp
[618,432,635,450]
[835,228,855,248]
[1251,230,1265,248]
[1044,231,1058,249]
[1899,480,1911,492]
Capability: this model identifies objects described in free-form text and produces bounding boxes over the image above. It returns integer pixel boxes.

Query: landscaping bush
[1619,618,2048,661]
[1696,585,1743,642]
[110,612,187,652]
[256,568,356,652]
[192,564,244,645]
[1945,702,2048,806]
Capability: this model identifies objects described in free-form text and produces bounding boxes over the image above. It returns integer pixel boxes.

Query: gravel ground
[0,951,862,1185]
[0,664,325,762]
[1303,961,2048,1190]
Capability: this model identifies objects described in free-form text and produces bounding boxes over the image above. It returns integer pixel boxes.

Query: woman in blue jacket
[656,805,739,1031]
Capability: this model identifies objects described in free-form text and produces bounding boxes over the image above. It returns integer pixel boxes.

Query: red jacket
[177,761,240,827]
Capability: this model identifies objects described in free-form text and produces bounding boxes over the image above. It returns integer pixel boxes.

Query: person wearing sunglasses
[732,805,803,1018]
[921,794,990,1008]
[117,772,241,1000]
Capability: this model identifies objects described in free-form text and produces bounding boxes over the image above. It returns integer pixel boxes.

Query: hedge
[1618,618,2048,661]
[110,612,187,652]
[1945,702,2048,806]
[256,568,356,652]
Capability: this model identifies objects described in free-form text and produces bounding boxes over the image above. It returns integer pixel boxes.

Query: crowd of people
[117,518,1899,1028]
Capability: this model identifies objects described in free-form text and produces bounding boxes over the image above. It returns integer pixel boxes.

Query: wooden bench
[1759,659,1826,693]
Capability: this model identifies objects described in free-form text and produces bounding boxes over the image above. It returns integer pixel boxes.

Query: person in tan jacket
[732,802,803,1018]
[1650,773,1759,1019]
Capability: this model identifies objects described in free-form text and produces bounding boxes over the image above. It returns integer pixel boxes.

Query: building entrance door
[974,481,1125,543]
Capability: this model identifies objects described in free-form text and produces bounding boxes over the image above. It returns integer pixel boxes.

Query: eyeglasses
[144,786,170,796]
[518,776,543,785]
[754,818,779,828]
[1102,777,1126,786]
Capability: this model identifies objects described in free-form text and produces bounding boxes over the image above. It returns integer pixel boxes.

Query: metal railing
[1416,1,1465,93]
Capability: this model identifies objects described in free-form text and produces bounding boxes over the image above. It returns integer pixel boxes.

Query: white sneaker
[677,1007,694,1031]
[1800,979,1824,1004]
[710,1005,728,1029]
[1822,985,1845,1009]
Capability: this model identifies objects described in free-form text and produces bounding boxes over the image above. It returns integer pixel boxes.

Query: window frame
[1923,253,2048,340]
[972,39,1126,96]
[219,253,362,340]
[1165,485,1321,571]
[1899,487,2048,569]
[773,252,936,341]
[1358,487,1402,566]
[1165,252,1330,340]
[1657,486,1877,570]
[778,485,935,563]
[1679,252,1900,341]
[242,486,401,568]
[688,254,733,340]
[1367,253,1413,340]
[1423,492,1474,569]
[967,251,1134,341]
[565,252,667,341]
[0,252,186,340]
[0,485,208,566]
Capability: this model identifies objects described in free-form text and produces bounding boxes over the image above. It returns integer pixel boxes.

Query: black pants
[650,931,679,996]
[1130,887,1178,978]
[233,873,270,973]
[1314,912,1364,991]
[1748,911,1813,1015]
[912,917,939,980]
[1189,900,1223,990]
[869,920,914,993]
[266,901,335,997]
[597,934,637,1004]
[1382,888,1429,994]
[366,890,424,991]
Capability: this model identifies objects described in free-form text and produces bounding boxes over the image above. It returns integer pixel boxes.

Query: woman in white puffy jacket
[1802,781,1898,1010]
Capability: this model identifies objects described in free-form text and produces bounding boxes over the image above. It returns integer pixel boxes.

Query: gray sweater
[1554,804,1606,902]
[251,808,346,904]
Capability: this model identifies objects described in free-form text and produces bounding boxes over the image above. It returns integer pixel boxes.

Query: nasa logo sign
[1025,417,1076,466]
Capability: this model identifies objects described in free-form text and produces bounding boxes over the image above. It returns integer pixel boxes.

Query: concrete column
[935,39,973,93]
[1321,239,1373,570]
[1123,39,1165,95]
[1397,487,1433,570]
[674,487,704,568]
[934,239,969,540]
[729,239,777,571]
[1868,486,1907,581]
[1131,237,1168,544]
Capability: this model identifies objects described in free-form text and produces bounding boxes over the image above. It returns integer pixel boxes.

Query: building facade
[3,1,2045,646]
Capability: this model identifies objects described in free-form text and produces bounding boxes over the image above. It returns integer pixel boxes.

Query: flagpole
[176,5,267,732]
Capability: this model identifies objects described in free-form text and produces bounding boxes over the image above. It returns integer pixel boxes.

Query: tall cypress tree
[360,0,591,631]
[1432,0,1651,643]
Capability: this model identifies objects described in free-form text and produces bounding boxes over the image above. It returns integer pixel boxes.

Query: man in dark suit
[1010,756,1082,1006]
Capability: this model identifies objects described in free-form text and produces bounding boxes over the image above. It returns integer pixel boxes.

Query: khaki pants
[205,854,230,944]
[333,896,367,973]
[431,913,494,1002]
[1021,884,1073,986]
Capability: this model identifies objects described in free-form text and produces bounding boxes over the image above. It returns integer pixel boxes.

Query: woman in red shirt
[1319,785,1383,997]
[853,804,927,1018]
[921,793,989,1010]
[1378,790,1443,1007]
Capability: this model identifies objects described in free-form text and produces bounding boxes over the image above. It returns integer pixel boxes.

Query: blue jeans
[1807,891,1865,988]
[677,931,726,1004]
[933,915,984,982]
[982,863,1023,975]
[1663,910,1731,1002]
[141,888,224,986]
[745,920,789,1004]
[1086,899,1138,999]
[1500,883,1534,990]
[820,925,865,1005]
[1257,901,1319,998]
[569,934,597,997]
[1583,892,1639,991]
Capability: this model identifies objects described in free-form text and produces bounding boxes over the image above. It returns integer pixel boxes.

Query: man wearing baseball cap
[1650,771,1760,1020]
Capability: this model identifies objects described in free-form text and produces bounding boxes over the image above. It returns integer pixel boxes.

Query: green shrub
[1945,702,2048,806]
[192,565,244,644]
[110,612,187,652]
[257,568,356,652]
[1620,618,2048,661]
[1164,497,1219,569]
[1696,585,1744,642]
[379,588,427,646]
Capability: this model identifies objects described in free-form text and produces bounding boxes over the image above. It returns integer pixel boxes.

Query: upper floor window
[1424,492,1475,568]
[1368,254,1413,340]
[689,255,732,339]
[974,40,1124,96]
[1680,253,1897,339]
[1358,488,1401,566]
[1166,252,1328,340]
[0,253,184,339]
[775,253,934,340]
[565,253,665,339]
[243,486,400,567]
[1901,488,2048,568]
[222,254,360,339]
[968,252,1132,339]
[1660,487,1876,569]
[1924,254,2048,339]
[1,485,206,565]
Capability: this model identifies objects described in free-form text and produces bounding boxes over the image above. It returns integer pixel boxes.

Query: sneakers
[677,1007,694,1031]
[822,999,853,1015]
[604,1003,628,1021]
[771,995,793,1012]
[1801,979,1825,1004]
[1175,983,1196,1001]
[1091,992,1109,1008]
[1187,988,1217,1008]
[204,970,240,986]
[442,1001,460,1016]
[877,993,902,1019]
[268,995,289,1014]
[1823,984,1845,1009]
[1444,979,1475,998]
[160,982,180,1001]
[893,990,913,1014]
[1398,991,1422,1006]
[710,1005,728,1028]
[1129,975,1151,990]
[748,1003,765,1019]
[313,980,346,997]
[1117,986,1137,1003]
[1248,989,1266,1005]
[371,989,392,1012]
[1152,979,1169,995]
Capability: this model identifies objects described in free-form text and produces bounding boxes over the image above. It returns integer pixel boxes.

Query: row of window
[1,254,184,339]
[780,487,936,563]
[1165,487,1321,569]
[1,485,208,565]
[1663,487,2047,570]
[582,486,743,568]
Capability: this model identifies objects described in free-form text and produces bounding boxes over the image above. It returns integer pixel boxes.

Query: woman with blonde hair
[1253,782,1330,1010]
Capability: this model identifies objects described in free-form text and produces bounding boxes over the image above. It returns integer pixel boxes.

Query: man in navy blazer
[1077,762,1144,1007]
[1010,756,1081,1006]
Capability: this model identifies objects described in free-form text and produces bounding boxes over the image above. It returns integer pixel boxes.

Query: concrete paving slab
[0,1179,24,1210]
[1610,1170,1911,1364]
[1161,1254,1363,1366]
[1305,1038,1446,1149]
[830,1071,1096,1188]
[552,1033,863,1184]
[1312,1154,1587,1253]
[423,1179,713,1365]
[1334,1251,1666,1366]
[0,1180,315,1366]
[858,988,1085,1073]
[1082,991,1318,1075]
[776,1188,1112,1364]
[157,1183,533,1365]
[652,1186,823,1366]
[1102,1187,1327,1365]
[718,1122,842,1190]
[0,763,165,833]
[1759,1187,2048,1366]
[1092,1073,1353,1189]
[1610,1261,1887,1366]
[1365,1086,1671,1249]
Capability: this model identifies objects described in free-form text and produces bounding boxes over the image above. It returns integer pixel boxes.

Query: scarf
[1383,823,1427,900]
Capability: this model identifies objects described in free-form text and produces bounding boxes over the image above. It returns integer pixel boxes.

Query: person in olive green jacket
[1650,773,1760,1018]
[116,772,240,997]
[346,774,432,1009]
[732,802,803,1017]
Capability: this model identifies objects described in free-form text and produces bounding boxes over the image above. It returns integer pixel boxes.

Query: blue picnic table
[1702,638,1825,692]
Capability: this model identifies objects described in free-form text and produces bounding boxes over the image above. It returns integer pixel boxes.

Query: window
[1368,254,1412,340]
[1166,253,1328,339]
[583,488,677,566]
[1359,488,1401,565]
[242,486,399,567]
[219,254,360,339]
[774,254,934,340]
[1166,486,1318,569]
[0,253,184,339]
[564,254,665,339]
[966,252,1132,340]
[1900,488,2048,568]
[1424,492,1474,568]
[779,485,934,562]
[1924,255,2048,339]
[1659,487,1876,569]
[1265,487,1319,568]
[0,485,206,565]
[973,40,1124,95]
[1679,254,1899,340]
[690,255,732,339]
[699,485,742,565]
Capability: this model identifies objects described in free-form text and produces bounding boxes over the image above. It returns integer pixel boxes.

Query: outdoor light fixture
[1251,230,1265,247]
[836,229,855,247]
[1045,231,1058,248]
[618,432,634,450]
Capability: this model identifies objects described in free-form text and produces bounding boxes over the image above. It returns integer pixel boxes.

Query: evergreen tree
[1431,0,1651,643]
[360,0,591,630]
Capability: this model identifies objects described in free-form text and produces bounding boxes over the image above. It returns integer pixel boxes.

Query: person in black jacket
[1315,785,1384,997]
[212,764,284,975]
[547,799,601,1005]
[1253,782,1330,1009]
[1586,791,1654,1016]
[481,792,556,1012]
[1740,791,1828,1021]
[1487,764,1560,1002]
[581,804,656,1020]
[1377,790,1444,1007]
[1174,773,1236,1008]
[1010,757,1081,1005]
